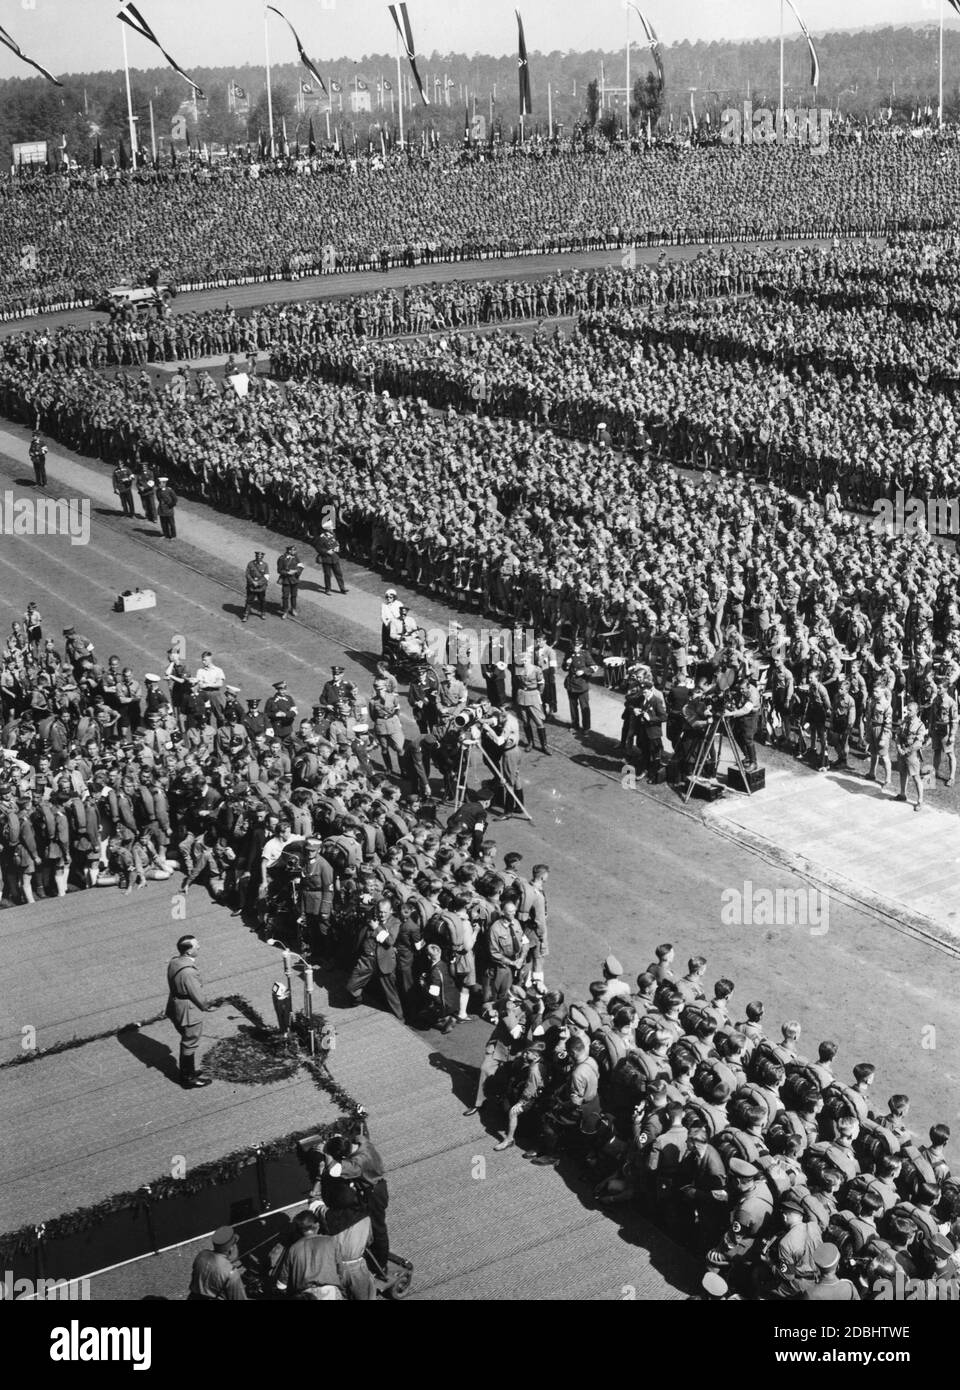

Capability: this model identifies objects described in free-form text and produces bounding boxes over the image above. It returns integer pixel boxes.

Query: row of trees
[4,26,960,160]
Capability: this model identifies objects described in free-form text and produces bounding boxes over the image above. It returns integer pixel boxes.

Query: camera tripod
[452,735,533,822]
[681,710,754,803]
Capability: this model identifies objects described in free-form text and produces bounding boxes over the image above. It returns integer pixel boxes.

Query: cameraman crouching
[728,672,762,772]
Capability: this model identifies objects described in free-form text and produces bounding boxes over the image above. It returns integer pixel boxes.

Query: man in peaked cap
[277,543,304,619]
[242,550,270,622]
[265,681,297,742]
[599,954,632,1006]
[243,696,267,740]
[801,1243,861,1301]
[710,1158,776,1276]
[188,1225,247,1301]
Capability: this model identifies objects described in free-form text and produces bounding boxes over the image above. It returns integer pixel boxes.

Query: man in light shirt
[194,651,227,724]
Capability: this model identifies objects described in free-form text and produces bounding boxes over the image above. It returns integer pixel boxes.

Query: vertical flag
[517,11,532,117]
[94,135,103,169]
[389,4,429,105]
[308,116,316,155]
[689,89,697,131]
[783,0,820,92]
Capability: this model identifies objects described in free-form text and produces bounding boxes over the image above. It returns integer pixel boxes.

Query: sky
[0,1,950,78]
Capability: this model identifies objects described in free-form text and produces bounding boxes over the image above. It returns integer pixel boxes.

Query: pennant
[0,23,62,85]
[389,3,429,105]
[117,3,203,96]
[94,135,103,169]
[689,88,697,131]
[628,5,664,92]
[234,83,246,100]
[300,81,313,95]
[783,0,820,91]
[267,6,327,96]
[308,116,316,155]
[949,0,960,14]
[517,11,532,117]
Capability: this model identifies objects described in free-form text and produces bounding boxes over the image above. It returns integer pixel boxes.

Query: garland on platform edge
[0,994,361,1265]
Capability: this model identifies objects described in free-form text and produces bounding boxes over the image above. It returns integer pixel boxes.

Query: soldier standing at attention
[29,430,48,487]
[277,544,304,619]
[165,934,212,1089]
[315,518,348,595]
[242,550,270,622]
[562,641,599,734]
[112,460,136,517]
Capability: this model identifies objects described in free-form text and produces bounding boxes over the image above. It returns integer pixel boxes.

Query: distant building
[349,78,372,115]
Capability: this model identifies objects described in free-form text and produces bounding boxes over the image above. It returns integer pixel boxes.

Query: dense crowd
[0,253,753,371]
[3,139,960,319]
[473,942,959,1299]
[272,286,960,507]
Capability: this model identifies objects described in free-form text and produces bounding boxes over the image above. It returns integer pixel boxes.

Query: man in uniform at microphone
[242,550,269,622]
[277,544,304,619]
[165,933,212,1089]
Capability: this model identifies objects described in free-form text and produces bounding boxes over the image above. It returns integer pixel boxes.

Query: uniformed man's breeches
[176,1021,202,1061]
[322,559,345,592]
[568,690,591,730]
[280,581,299,613]
[245,587,266,615]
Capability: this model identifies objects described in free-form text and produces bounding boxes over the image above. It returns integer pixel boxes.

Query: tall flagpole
[121,24,138,170]
[548,81,553,137]
[264,4,275,156]
[396,29,405,148]
[779,0,784,118]
[939,0,944,125]
[149,98,157,163]
[625,4,631,137]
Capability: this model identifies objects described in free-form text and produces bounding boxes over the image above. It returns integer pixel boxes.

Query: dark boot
[538,730,550,755]
[180,1054,211,1089]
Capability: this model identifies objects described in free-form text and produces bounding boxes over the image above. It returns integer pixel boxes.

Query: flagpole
[149,98,157,163]
[548,81,552,137]
[625,4,631,138]
[779,0,784,119]
[396,30,404,148]
[939,0,944,126]
[121,24,138,170]
[264,4,275,157]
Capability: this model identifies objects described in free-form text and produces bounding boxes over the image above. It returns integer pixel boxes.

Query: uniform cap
[272,681,287,690]
[255,550,265,559]
[701,1270,730,1299]
[603,954,624,978]
[813,1242,841,1272]
[728,1158,759,1181]
[226,685,241,695]
[332,665,345,676]
[246,698,261,706]
[212,1226,236,1252]
[144,673,161,683]
[780,1190,807,1215]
